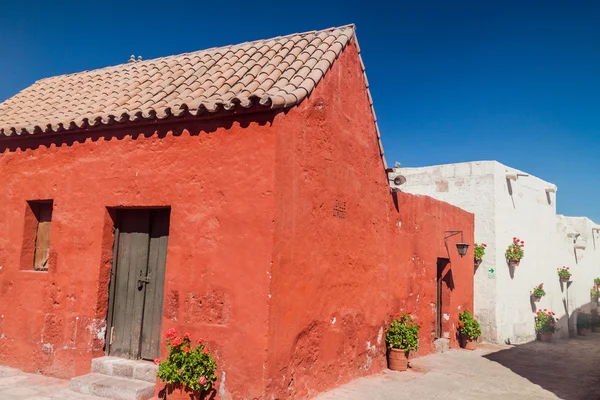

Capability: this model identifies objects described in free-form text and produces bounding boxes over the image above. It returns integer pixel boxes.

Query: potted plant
[594,277,600,288]
[531,283,545,302]
[591,287,599,301]
[576,310,591,335]
[474,243,487,268]
[505,237,524,266]
[156,328,217,400]
[457,310,481,350]
[591,309,600,333]
[557,266,571,283]
[385,313,421,371]
[535,309,557,342]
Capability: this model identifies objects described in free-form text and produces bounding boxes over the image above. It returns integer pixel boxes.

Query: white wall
[397,161,600,344]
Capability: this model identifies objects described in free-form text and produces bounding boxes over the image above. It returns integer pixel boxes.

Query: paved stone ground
[315,333,600,400]
[0,366,103,400]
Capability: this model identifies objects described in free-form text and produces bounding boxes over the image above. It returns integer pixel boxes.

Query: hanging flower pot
[557,266,571,283]
[474,243,486,270]
[531,283,545,303]
[505,237,524,267]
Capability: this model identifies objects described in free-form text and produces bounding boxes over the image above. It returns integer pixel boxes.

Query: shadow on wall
[484,332,600,400]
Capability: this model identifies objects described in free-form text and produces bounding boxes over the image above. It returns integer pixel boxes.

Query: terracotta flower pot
[532,295,541,303]
[577,327,590,336]
[460,336,477,350]
[508,259,520,267]
[387,348,408,371]
[167,384,198,400]
[560,276,570,283]
[538,332,552,342]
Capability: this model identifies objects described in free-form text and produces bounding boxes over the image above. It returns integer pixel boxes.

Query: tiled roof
[0,25,356,137]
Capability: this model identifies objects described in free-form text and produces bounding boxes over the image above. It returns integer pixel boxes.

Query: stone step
[91,356,158,383]
[434,338,450,353]
[69,373,155,400]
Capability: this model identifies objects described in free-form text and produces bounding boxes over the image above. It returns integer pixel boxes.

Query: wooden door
[435,258,447,339]
[107,209,169,360]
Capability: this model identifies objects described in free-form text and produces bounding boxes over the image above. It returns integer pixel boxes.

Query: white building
[393,161,600,344]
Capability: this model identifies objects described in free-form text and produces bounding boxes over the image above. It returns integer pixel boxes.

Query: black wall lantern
[445,231,469,257]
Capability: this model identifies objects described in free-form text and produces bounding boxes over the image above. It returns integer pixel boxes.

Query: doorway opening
[436,258,451,339]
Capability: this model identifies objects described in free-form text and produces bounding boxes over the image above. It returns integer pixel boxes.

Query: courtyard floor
[1,333,599,399]
[315,332,600,400]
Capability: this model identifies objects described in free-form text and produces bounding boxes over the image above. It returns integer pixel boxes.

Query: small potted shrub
[385,313,421,372]
[591,287,599,302]
[557,266,571,283]
[591,309,600,333]
[474,243,487,268]
[531,283,545,302]
[505,237,524,266]
[535,309,557,342]
[156,328,217,400]
[576,310,591,335]
[594,277,600,288]
[457,310,481,350]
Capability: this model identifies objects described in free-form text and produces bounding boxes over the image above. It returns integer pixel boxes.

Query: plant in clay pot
[591,287,599,301]
[156,328,217,400]
[457,310,481,350]
[535,309,557,342]
[594,277,600,288]
[531,283,545,302]
[474,243,487,268]
[591,309,600,333]
[385,313,421,372]
[505,237,524,266]
[557,266,572,283]
[576,310,591,335]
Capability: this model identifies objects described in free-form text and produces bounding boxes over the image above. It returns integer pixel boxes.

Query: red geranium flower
[154,358,160,365]
[171,337,183,346]
[183,346,190,353]
[184,332,191,338]
[459,322,464,327]
[202,348,209,354]
[166,328,177,338]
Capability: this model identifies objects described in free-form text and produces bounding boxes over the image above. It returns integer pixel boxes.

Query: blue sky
[1,0,598,221]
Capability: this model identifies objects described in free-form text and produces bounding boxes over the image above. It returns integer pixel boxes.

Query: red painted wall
[0,38,473,400]
[264,41,474,398]
[0,116,277,399]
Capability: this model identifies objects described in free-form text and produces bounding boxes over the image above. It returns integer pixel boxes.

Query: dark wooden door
[436,258,446,338]
[107,209,169,360]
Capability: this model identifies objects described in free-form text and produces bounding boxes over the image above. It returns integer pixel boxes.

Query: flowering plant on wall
[557,266,572,282]
[594,277,600,287]
[531,284,545,301]
[591,288,599,300]
[474,243,487,264]
[535,309,558,333]
[505,237,524,266]
[156,328,217,394]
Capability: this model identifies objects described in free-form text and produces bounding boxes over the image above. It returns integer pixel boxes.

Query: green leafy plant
[594,277,600,287]
[156,328,217,392]
[474,243,487,261]
[577,310,591,328]
[385,313,421,352]
[505,237,524,261]
[591,310,600,327]
[532,283,545,297]
[591,288,599,299]
[535,309,558,333]
[458,310,481,339]
[557,266,572,279]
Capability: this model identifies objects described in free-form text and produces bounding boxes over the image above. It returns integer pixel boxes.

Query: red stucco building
[0,25,474,399]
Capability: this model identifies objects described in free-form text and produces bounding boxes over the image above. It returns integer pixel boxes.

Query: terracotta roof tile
[0,25,355,137]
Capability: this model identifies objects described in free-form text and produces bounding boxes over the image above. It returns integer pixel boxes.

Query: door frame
[105,207,170,359]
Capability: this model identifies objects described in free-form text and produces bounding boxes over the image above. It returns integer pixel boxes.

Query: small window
[23,200,53,271]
